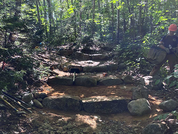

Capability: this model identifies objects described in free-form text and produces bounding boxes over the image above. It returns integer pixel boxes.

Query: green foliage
[163,64,178,88]
[0,70,26,91]
[33,64,50,80]
[154,111,178,121]
[153,113,169,121]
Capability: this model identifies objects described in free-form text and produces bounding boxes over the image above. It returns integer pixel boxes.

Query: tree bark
[98,0,102,40]
[36,0,41,29]
[14,0,21,18]
[111,2,115,41]
[116,1,120,44]
[47,0,53,35]
[43,0,48,37]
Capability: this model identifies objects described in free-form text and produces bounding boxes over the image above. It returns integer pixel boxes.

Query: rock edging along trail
[42,95,130,114]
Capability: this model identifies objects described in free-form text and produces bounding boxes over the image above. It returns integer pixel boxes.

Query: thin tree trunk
[98,0,102,40]
[14,0,21,18]
[47,0,52,35]
[92,0,95,22]
[60,0,63,34]
[92,0,95,36]
[116,1,120,44]
[36,0,41,28]
[111,2,115,41]
[138,0,142,37]
[43,0,48,37]
[79,0,82,32]
[71,0,77,38]
[66,0,69,8]
[126,0,135,39]
[123,12,126,33]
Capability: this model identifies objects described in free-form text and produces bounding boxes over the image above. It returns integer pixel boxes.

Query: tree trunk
[71,0,77,38]
[92,0,95,36]
[98,0,102,40]
[138,0,142,37]
[14,0,21,18]
[111,2,115,41]
[79,0,82,32]
[36,0,41,28]
[92,0,95,22]
[43,0,48,37]
[47,0,53,35]
[126,0,135,39]
[66,0,69,8]
[60,0,63,34]
[116,1,120,44]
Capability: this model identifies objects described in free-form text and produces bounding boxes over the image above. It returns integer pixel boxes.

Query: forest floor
[1,82,175,134]
[1,43,177,133]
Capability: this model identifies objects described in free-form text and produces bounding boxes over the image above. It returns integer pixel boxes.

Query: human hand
[165,48,170,53]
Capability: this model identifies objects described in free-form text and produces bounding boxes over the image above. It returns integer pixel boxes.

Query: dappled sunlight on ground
[40,84,133,99]
[37,83,167,128]
[75,114,97,129]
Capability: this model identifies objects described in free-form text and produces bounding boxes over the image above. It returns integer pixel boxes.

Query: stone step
[42,95,130,114]
[47,75,134,87]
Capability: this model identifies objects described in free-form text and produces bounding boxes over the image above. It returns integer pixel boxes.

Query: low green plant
[153,111,178,121]
[164,64,178,88]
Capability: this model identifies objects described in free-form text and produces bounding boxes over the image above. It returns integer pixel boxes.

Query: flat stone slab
[82,97,130,114]
[42,96,82,112]
[47,76,73,86]
[75,76,97,87]
[83,64,118,72]
[98,77,123,86]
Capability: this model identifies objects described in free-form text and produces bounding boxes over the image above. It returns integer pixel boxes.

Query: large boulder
[159,99,178,112]
[42,95,82,112]
[82,96,129,114]
[127,98,151,116]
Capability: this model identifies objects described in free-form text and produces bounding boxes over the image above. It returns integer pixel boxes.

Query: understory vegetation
[0,0,177,93]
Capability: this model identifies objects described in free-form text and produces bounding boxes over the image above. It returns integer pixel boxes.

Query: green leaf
[155,79,160,85]
[169,81,177,88]
[153,113,169,121]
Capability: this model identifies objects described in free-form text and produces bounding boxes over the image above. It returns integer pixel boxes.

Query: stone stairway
[36,46,138,114]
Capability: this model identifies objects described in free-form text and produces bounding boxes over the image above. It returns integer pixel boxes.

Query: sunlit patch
[107,85,117,88]
[156,109,162,112]
[110,92,116,95]
[148,95,162,105]
[80,94,85,98]
[149,114,158,118]
[51,92,65,96]
[75,114,97,129]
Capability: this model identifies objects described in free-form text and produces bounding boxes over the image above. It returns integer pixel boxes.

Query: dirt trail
[39,83,164,127]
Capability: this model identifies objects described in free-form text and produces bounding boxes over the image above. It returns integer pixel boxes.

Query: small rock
[33,99,43,109]
[22,93,34,103]
[122,75,134,84]
[39,93,48,99]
